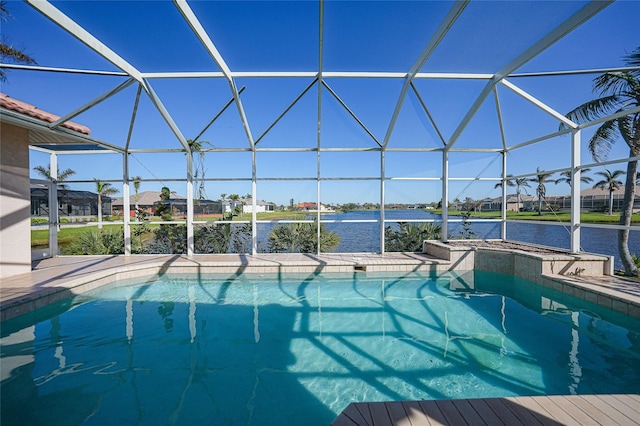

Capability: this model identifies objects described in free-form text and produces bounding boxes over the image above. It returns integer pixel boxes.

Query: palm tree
[495,175,531,213]
[554,168,593,188]
[528,168,554,215]
[131,176,142,213]
[563,46,640,277]
[33,165,76,187]
[593,169,625,216]
[33,164,76,216]
[94,179,118,228]
[0,1,36,82]
[228,194,241,214]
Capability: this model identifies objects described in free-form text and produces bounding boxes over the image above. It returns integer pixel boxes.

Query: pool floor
[2,271,639,425]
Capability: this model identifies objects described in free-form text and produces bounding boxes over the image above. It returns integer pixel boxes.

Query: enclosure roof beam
[444,0,612,152]
[500,79,578,129]
[382,1,469,148]
[493,87,508,151]
[124,85,143,152]
[410,82,447,146]
[173,0,255,149]
[194,87,247,144]
[0,63,128,76]
[255,79,318,145]
[509,66,640,78]
[322,81,381,147]
[50,78,137,130]
[25,0,191,154]
[25,0,144,84]
[140,80,192,153]
[141,71,495,79]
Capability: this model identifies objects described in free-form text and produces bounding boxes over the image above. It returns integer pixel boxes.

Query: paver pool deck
[2,253,639,425]
[2,251,639,322]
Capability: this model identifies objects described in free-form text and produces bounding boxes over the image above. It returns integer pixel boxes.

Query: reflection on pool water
[2,271,639,425]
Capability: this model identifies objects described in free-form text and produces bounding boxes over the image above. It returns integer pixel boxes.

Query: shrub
[385,222,441,252]
[62,227,124,255]
[146,224,187,254]
[268,222,340,253]
[194,222,252,254]
[457,211,476,239]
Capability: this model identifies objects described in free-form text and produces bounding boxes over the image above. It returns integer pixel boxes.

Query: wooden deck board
[466,398,506,426]
[451,399,485,425]
[563,395,619,426]
[524,396,581,426]
[356,402,375,425]
[592,395,638,425]
[500,397,546,425]
[400,401,432,426]
[612,394,640,417]
[338,403,370,425]
[547,395,601,426]
[416,400,447,426]
[508,396,560,426]
[433,400,467,425]
[368,402,392,426]
[331,395,640,426]
[385,402,412,426]
[482,398,525,425]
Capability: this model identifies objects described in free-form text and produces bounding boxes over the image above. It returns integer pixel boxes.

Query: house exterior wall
[0,122,31,278]
[242,203,274,214]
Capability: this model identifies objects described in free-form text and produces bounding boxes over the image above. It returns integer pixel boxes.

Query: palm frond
[32,165,76,182]
[494,175,516,189]
[561,95,621,130]
[0,42,35,64]
[33,165,52,180]
[0,1,12,22]
[593,71,639,97]
[580,174,593,184]
[588,119,620,162]
[623,45,640,79]
[57,168,76,181]
[617,115,640,154]
[0,2,37,82]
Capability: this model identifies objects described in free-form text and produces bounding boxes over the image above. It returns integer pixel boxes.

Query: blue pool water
[2,271,639,425]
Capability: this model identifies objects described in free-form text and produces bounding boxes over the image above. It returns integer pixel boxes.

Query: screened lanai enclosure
[1,0,639,261]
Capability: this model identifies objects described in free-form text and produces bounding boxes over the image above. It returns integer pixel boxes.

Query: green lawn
[227,211,312,221]
[435,210,640,224]
[31,211,313,247]
[31,225,119,247]
[34,209,636,248]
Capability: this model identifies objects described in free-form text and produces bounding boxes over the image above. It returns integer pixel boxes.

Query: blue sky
[2,0,640,205]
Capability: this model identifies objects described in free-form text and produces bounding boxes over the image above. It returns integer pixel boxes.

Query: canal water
[317,210,640,270]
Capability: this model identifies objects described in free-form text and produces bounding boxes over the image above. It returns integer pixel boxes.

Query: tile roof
[579,185,640,197]
[0,93,91,135]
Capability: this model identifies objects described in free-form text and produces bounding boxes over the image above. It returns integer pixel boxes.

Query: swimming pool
[2,270,639,425]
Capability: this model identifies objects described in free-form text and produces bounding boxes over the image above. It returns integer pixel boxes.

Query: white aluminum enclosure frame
[5,0,638,258]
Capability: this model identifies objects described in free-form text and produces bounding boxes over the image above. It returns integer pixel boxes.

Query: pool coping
[422,240,640,318]
[1,250,639,321]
